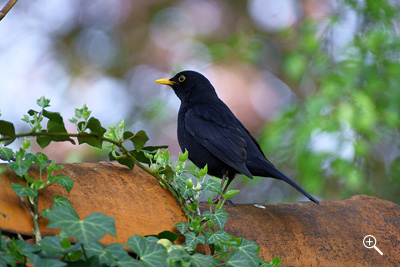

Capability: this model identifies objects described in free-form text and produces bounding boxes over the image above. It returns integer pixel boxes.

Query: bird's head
[155,70,216,102]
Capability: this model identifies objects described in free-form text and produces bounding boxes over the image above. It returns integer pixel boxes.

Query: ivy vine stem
[0,131,191,219]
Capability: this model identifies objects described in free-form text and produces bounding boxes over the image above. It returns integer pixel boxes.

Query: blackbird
[156,70,319,204]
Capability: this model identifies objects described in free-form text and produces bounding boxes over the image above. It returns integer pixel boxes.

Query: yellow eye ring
[179,75,186,82]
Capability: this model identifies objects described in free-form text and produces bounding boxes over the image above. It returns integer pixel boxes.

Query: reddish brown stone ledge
[1,162,399,266]
[0,161,186,246]
[205,195,400,266]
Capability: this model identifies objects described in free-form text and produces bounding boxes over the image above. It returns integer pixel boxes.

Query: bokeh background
[1,0,399,204]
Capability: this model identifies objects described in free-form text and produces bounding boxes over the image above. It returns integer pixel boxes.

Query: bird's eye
[178,75,186,82]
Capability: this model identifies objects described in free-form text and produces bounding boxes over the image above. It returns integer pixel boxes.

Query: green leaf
[87,117,107,137]
[226,238,260,267]
[37,96,51,108]
[36,133,52,149]
[46,160,63,176]
[77,133,103,149]
[202,178,223,194]
[35,110,75,147]
[65,257,101,266]
[42,110,63,125]
[211,209,229,229]
[190,253,218,267]
[0,120,16,146]
[147,230,180,243]
[104,243,129,259]
[131,130,149,152]
[74,104,92,120]
[69,117,78,124]
[9,183,37,197]
[22,138,32,150]
[183,232,205,251]
[40,236,80,258]
[205,230,231,244]
[179,149,189,162]
[84,241,118,266]
[8,158,32,177]
[0,147,14,161]
[159,165,174,183]
[33,152,50,170]
[48,174,74,193]
[108,151,135,169]
[44,206,116,243]
[223,189,240,199]
[198,164,208,177]
[52,195,72,207]
[28,254,67,267]
[262,257,282,267]
[129,150,151,164]
[174,222,190,235]
[126,235,168,266]
[142,145,168,152]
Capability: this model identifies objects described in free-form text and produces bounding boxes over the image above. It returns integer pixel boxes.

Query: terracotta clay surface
[0,162,186,245]
[1,162,399,266]
[200,195,400,266]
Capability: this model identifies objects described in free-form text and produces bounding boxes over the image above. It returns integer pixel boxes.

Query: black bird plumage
[156,70,319,204]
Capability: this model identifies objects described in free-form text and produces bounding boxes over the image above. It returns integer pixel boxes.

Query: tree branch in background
[0,0,19,21]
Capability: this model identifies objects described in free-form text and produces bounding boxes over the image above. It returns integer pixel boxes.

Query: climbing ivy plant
[0,97,281,266]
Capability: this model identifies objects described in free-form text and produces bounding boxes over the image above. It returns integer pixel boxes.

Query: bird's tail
[265,166,319,204]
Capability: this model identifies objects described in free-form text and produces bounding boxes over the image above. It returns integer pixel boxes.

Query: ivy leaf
[44,206,116,243]
[103,243,129,259]
[108,151,135,170]
[226,238,261,267]
[174,222,190,235]
[126,235,168,266]
[36,110,75,148]
[48,174,74,193]
[36,132,52,149]
[142,145,168,152]
[37,96,51,108]
[8,159,32,177]
[264,257,283,267]
[52,195,72,207]
[77,133,103,149]
[84,241,118,266]
[42,110,64,127]
[179,149,189,162]
[77,117,107,149]
[223,189,240,199]
[198,164,208,177]
[206,209,229,230]
[204,230,231,245]
[202,178,223,194]
[9,184,38,197]
[129,130,149,152]
[87,117,106,137]
[32,152,50,170]
[0,147,14,161]
[40,236,80,258]
[0,120,16,145]
[147,230,180,243]
[183,232,205,251]
[28,254,67,267]
[190,253,218,267]
[129,150,151,164]
[159,165,174,183]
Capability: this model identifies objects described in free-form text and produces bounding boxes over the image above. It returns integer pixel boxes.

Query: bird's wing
[184,104,253,178]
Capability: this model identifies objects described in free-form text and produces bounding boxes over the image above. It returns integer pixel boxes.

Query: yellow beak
[155,78,177,86]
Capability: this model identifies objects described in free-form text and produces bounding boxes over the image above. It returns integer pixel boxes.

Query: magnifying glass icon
[363,235,383,255]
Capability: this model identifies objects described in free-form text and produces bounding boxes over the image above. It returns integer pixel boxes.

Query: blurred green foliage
[2,0,399,204]
[259,0,400,203]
